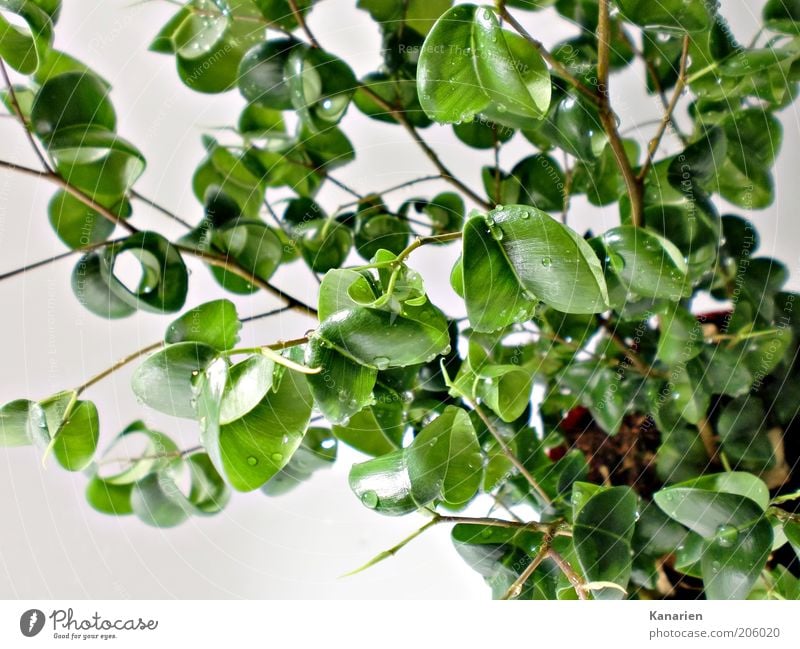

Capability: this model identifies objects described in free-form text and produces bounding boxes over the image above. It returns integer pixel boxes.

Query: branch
[0,59,52,172]
[175,245,318,318]
[547,548,588,600]
[0,238,128,282]
[358,86,492,210]
[469,401,553,506]
[74,340,165,396]
[500,537,551,600]
[637,35,690,182]
[498,5,600,106]
[130,189,194,229]
[334,174,443,212]
[288,0,320,48]
[596,0,644,227]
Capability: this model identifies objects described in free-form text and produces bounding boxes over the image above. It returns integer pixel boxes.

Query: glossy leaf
[573,485,637,599]
[417,4,550,123]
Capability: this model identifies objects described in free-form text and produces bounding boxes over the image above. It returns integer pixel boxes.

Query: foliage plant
[2,0,800,601]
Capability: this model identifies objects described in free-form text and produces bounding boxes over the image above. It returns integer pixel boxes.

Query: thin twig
[175,245,318,318]
[358,86,492,210]
[130,189,194,229]
[0,237,128,282]
[468,401,553,506]
[288,0,320,48]
[0,59,52,172]
[547,548,588,600]
[75,340,165,396]
[498,5,600,105]
[596,0,643,227]
[500,539,551,600]
[637,35,690,182]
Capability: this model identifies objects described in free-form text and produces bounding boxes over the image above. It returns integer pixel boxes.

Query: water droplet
[247,456,259,466]
[271,452,283,463]
[520,209,531,220]
[608,252,625,272]
[496,103,507,113]
[191,370,199,377]
[428,436,439,448]
[373,356,390,370]
[714,524,739,548]
[541,257,552,268]
[481,528,492,538]
[495,204,504,211]
[361,491,379,509]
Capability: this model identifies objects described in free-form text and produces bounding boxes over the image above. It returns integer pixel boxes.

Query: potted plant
[1,0,799,600]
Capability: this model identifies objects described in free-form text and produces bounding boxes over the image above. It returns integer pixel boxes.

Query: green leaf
[218,355,275,424]
[39,391,99,471]
[654,484,773,599]
[94,421,179,486]
[85,477,133,516]
[785,521,800,560]
[209,221,283,294]
[475,365,533,423]
[764,0,800,34]
[716,397,776,472]
[332,385,404,456]
[165,299,241,351]
[573,485,637,599]
[0,399,48,448]
[0,0,54,74]
[354,214,411,261]
[197,357,313,492]
[47,190,125,250]
[262,426,337,496]
[417,4,550,123]
[285,45,356,127]
[31,70,115,141]
[301,219,354,272]
[462,206,608,332]
[349,406,482,514]
[406,406,482,506]
[358,0,452,36]
[130,472,190,528]
[313,301,450,369]
[305,337,377,425]
[509,154,565,212]
[238,39,298,110]
[131,342,219,418]
[613,0,711,33]
[595,225,689,300]
[88,232,188,315]
[46,128,146,201]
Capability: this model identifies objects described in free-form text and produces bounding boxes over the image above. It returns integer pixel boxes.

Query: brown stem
[697,416,717,461]
[499,6,600,105]
[637,35,691,182]
[288,0,321,48]
[359,86,492,210]
[596,0,643,227]
[130,190,194,229]
[0,237,128,282]
[469,401,553,506]
[75,340,165,396]
[174,245,318,318]
[500,537,551,600]
[547,548,589,600]
[0,60,52,172]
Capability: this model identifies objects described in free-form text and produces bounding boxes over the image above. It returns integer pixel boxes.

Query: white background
[0,0,797,599]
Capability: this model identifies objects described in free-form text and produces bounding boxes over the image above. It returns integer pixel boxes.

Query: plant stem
[469,401,553,506]
[130,190,194,229]
[498,5,600,105]
[638,35,690,182]
[342,517,440,576]
[223,336,310,357]
[174,245,318,318]
[74,340,165,396]
[0,159,138,233]
[500,538,551,600]
[288,0,320,48]
[547,548,588,600]
[358,86,492,210]
[697,416,717,461]
[596,0,643,227]
[0,60,52,172]
[0,238,128,281]
[334,174,442,212]
[240,305,294,323]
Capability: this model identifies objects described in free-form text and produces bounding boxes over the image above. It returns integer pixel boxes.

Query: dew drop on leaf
[361,490,379,509]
